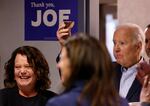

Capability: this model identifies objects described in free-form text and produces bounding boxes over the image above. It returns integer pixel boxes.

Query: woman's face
[14,54,37,91]
[57,47,71,85]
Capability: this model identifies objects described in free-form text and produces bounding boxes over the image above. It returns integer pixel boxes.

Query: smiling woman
[0,46,56,106]
[14,54,38,97]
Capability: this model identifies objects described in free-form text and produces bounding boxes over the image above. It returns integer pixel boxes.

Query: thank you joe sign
[25,0,78,40]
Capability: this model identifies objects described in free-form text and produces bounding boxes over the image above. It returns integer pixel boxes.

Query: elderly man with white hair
[113,23,145,102]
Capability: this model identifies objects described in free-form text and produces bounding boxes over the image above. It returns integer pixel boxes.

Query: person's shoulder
[0,87,18,105]
[112,62,121,67]
[46,89,81,106]
[112,61,122,73]
[0,87,17,94]
[46,93,72,106]
[119,97,129,106]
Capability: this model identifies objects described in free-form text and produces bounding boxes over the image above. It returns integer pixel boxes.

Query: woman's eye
[15,66,21,69]
[25,65,32,69]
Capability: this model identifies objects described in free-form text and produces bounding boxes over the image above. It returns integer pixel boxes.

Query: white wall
[118,0,150,30]
[0,0,61,93]
[89,0,99,39]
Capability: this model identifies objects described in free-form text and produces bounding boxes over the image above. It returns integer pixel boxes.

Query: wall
[89,0,99,39]
[118,0,150,30]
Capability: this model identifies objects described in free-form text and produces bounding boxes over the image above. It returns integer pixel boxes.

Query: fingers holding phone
[57,21,74,47]
[64,21,74,29]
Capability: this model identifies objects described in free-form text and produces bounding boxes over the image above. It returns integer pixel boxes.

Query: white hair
[116,23,145,56]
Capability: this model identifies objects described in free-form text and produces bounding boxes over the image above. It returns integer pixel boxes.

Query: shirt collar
[121,57,144,73]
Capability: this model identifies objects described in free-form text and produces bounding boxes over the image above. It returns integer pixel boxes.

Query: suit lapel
[113,62,122,91]
[126,77,142,101]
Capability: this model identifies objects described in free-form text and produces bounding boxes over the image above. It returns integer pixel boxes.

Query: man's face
[113,28,141,68]
[145,28,150,58]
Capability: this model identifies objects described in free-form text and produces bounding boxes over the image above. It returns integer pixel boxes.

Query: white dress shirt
[119,64,138,98]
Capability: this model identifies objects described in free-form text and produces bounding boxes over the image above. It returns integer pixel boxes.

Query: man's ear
[136,42,142,50]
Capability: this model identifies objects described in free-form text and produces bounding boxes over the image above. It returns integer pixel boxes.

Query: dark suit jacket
[113,62,142,102]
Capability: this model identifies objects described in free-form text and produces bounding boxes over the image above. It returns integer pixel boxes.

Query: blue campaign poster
[25,0,78,41]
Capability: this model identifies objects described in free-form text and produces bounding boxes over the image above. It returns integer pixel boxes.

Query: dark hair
[63,33,119,106]
[4,46,51,91]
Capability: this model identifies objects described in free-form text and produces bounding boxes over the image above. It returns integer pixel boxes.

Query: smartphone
[64,21,74,29]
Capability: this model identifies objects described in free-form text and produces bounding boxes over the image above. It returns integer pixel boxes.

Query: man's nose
[114,44,120,52]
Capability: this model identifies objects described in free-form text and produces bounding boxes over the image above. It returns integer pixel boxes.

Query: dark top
[46,81,129,106]
[0,87,57,106]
